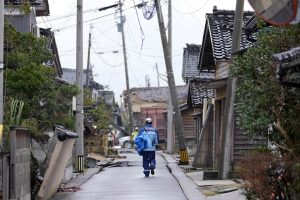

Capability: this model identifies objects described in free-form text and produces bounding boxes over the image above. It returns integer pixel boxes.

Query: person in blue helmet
[137,117,159,177]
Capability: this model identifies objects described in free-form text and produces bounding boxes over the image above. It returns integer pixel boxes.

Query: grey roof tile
[182,44,201,83]
[206,8,255,61]
[189,83,215,106]
[273,46,300,87]
[130,85,188,103]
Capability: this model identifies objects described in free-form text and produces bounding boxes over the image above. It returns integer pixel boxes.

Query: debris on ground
[87,152,107,161]
[106,155,126,159]
[199,183,241,196]
[57,183,81,192]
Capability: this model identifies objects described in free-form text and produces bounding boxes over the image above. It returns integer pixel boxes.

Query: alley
[51,150,191,200]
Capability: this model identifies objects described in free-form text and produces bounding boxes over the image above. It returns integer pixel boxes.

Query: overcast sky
[37,0,253,102]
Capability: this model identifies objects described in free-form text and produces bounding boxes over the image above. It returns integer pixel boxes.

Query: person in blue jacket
[137,117,159,177]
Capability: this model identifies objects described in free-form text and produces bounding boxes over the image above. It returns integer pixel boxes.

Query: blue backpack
[134,127,157,155]
[134,136,145,156]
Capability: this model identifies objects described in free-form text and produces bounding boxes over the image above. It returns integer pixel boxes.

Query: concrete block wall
[10,127,31,200]
[15,149,31,200]
[32,130,74,184]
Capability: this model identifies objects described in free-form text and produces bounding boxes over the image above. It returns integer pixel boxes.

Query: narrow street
[51,149,191,200]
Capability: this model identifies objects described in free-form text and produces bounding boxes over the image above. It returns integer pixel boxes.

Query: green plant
[21,1,31,15]
[231,25,300,155]
[9,99,24,125]
[231,24,300,199]
[4,23,79,140]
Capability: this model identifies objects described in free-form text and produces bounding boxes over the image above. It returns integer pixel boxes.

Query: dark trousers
[142,151,156,175]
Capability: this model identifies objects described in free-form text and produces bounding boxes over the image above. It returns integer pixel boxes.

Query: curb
[159,152,205,200]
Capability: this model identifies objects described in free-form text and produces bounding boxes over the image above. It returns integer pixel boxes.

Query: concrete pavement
[51,149,201,200]
[51,149,245,200]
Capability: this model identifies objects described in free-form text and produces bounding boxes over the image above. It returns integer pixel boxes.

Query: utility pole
[86,24,92,88]
[155,63,160,87]
[119,0,133,133]
[154,0,188,164]
[166,0,174,154]
[75,0,84,172]
[0,0,3,148]
[219,0,244,179]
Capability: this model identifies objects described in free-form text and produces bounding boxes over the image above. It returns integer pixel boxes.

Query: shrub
[236,149,300,200]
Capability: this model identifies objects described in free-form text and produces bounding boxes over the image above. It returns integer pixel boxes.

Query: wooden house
[193,7,266,170]
[180,44,214,155]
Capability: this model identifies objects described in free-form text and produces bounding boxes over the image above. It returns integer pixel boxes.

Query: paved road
[52,150,188,200]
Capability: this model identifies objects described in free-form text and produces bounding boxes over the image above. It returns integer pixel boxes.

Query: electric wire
[57,0,75,31]
[176,0,205,30]
[91,46,124,68]
[133,0,145,51]
[170,0,210,15]
[37,7,104,24]
[41,17,51,28]
[128,63,142,87]
[50,3,144,32]
[94,25,180,59]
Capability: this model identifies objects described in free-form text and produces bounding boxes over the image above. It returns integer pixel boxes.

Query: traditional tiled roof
[244,15,258,42]
[130,85,188,103]
[207,8,254,60]
[273,46,300,88]
[182,44,201,83]
[193,71,215,81]
[199,7,255,71]
[188,82,215,106]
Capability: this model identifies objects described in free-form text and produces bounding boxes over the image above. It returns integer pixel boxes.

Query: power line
[57,0,75,30]
[37,7,101,24]
[50,3,145,32]
[91,46,123,67]
[133,0,145,50]
[170,0,210,15]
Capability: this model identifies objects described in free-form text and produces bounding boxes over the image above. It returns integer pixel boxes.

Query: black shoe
[145,174,149,177]
[151,169,155,175]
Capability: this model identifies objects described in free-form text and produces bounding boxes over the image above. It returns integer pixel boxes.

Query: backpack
[135,127,158,155]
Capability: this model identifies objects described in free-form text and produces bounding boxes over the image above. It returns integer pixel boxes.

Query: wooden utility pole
[119,0,133,133]
[75,0,84,172]
[219,0,244,179]
[86,24,92,87]
[155,63,160,87]
[166,0,174,154]
[0,0,4,147]
[155,0,188,164]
